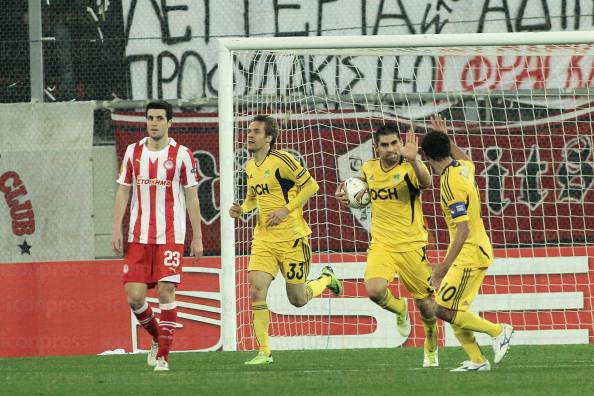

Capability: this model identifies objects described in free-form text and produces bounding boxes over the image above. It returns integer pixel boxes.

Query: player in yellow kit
[229,115,342,365]
[421,115,514,372]
[336,124,439,367]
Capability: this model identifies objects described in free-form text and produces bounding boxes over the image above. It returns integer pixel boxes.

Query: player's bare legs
[366,278,439,366]
[365,278,410,337]
[435,305,505,369]
[125,282,160,367]
[246,271,274,364]
[435,305,501,338]
[153,281,177,370]
[285,266,342,308]
[415,297,439,367]
[125,282,148,311]
[285,283,309,307]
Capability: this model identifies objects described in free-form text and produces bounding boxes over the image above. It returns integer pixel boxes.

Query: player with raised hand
[229,115,342,365]
[336,124,439,368]
[422,115,513,372]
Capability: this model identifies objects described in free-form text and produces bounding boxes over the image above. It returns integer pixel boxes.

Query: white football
[342,177,370,209]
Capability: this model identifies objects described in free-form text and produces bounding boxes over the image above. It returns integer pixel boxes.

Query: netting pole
[28,0,44,102]
[218,41,237,351]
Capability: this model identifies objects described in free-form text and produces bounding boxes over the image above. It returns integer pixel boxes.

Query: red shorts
[122,243,184,288]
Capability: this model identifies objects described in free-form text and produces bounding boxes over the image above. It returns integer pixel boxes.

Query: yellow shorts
[435,264,488,312]
[365,243,432,299]
[248,236,311,284]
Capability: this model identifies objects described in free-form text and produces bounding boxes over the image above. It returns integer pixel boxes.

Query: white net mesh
[231,44,594,350]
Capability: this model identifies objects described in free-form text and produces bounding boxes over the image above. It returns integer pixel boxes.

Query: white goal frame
[217,30,594,352]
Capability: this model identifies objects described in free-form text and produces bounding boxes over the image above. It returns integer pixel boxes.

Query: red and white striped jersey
[117,137,199,244]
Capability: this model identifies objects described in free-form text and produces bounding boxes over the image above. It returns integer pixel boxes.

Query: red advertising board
[2,247,593,357]
[0,258,221,358]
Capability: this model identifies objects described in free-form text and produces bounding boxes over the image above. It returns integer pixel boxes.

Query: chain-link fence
[6,1,594,105]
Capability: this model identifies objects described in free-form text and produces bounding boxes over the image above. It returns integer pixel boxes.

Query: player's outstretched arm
[185,186,203,261]
[111,184,131,255]
[430,115,471,163]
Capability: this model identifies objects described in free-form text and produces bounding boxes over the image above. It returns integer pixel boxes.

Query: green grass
[2,345,594,395]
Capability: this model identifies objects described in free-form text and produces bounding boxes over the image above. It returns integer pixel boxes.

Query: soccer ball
[342,177,370,209]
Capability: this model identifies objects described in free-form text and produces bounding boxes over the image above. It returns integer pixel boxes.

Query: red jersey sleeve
[180,147,199,188]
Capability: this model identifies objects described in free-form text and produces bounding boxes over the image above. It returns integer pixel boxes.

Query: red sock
[157,303,177,361]
[133,303,159,341]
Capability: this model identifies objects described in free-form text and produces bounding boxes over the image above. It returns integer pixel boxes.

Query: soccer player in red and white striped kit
[112,100,203,372]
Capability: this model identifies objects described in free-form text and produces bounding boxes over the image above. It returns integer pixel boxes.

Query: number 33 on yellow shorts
[248,236,311,284]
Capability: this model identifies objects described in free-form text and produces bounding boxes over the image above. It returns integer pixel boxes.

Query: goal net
[219,33,594,351]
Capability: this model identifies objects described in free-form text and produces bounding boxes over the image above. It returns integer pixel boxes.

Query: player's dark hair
[252,115,279,147]
[146,100,173,121]
[373,124,400,144]
[421,131,452,161]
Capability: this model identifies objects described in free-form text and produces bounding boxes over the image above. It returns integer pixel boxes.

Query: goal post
[218,31,594,352]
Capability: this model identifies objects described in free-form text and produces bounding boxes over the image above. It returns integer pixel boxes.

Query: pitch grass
[2,345,594,396]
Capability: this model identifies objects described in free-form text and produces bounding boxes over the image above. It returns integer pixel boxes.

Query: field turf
[2,345,593,395]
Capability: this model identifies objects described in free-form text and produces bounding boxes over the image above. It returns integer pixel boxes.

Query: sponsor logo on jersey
[251,184,270,195]
[136,177,172,187]
[370,187,398,200]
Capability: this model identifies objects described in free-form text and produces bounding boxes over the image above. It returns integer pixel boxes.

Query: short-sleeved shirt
[245,149,313,242]
[117,137,198,244]
[440,159,493,267]
[361,158,429,252]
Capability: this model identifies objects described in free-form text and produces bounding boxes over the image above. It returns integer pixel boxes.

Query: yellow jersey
[361,158,428,252]
[440,159,493,267]
[244,149,313,242]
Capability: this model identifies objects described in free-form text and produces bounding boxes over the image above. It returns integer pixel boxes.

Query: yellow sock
[252,301,270,355]
[421,315,438,352]
[305,275,331,301]
[376,289,406,314]
[452,311,501,337]
[452,324,486,364]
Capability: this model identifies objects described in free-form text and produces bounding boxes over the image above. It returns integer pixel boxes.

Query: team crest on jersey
[460,166,470,180]
[163,159,175,170]
[264,169,270,177]
[393,174,401,183]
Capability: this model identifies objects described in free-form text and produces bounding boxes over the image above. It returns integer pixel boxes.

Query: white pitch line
[298,363,594,373]
[196,361,594,374]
